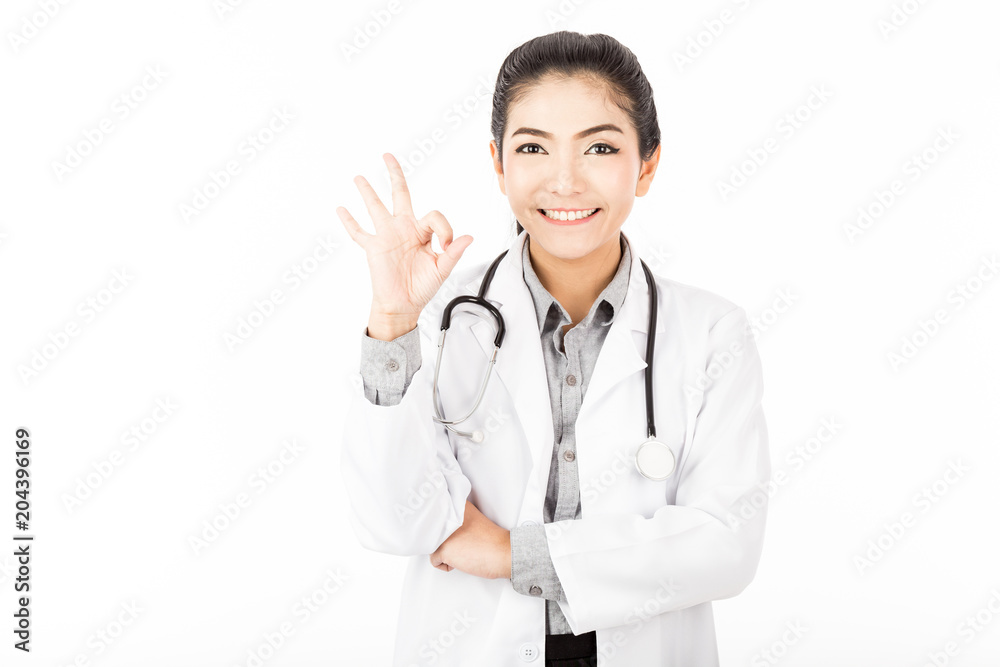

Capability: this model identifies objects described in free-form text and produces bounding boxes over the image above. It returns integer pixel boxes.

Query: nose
[546,154,587,197]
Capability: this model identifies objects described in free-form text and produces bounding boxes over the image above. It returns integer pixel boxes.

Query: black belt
[545,631,597,667]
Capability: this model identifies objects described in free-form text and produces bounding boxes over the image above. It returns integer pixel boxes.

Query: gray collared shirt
[358,232,631,636]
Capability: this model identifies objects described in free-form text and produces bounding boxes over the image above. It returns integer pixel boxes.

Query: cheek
[598,162,639,202]
[503,168,540,204]
[599,160,635,184]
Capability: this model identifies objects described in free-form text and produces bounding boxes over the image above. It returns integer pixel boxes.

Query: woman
[338,31,770,667]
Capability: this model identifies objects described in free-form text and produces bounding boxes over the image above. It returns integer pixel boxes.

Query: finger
[336,206,372,249]
[422,209,454,249]
[383,153,414,218]
[435,234,473,279]
[353,175,391,223]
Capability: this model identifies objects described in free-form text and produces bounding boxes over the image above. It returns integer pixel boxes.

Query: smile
[539,208,600,224]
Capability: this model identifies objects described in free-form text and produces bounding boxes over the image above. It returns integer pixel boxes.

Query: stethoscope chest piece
[635,437,676,481]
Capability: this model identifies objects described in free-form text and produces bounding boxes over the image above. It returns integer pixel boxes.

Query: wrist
[367,310,419,341]
[501,530,511,580]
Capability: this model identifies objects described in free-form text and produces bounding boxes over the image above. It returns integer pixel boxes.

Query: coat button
[529,585,542,595]
[563,449,575,462]
[518,642,539,661]
[384,359,399,372]
[566,374,577,386]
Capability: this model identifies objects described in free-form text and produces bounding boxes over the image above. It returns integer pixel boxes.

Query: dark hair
[490,31,661,236]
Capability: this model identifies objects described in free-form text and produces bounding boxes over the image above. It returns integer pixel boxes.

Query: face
[490,75,660,262]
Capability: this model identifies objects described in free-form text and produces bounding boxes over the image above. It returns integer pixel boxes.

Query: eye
[513,142,620,155]
[587,143,619,155]
[514,143,545,154]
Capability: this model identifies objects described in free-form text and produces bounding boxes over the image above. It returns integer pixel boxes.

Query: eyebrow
[510,123,624,141]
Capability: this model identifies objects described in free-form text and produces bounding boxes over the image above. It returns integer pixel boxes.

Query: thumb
[436,235,473,278]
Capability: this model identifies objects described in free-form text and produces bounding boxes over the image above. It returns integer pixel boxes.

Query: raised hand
[337,153,474,330]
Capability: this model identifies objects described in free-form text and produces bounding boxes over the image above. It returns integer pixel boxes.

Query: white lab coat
[341,230,770,666]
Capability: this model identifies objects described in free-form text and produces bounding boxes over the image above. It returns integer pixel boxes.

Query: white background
[2,0,999,665]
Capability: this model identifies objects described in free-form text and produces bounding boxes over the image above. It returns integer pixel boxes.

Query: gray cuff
[510,523,564,602]
[359,324,422,406]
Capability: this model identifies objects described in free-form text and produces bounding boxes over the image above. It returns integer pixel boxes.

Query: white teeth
[542,208,597,221]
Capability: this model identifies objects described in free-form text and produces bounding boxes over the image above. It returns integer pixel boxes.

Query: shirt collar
[521,233,632,335]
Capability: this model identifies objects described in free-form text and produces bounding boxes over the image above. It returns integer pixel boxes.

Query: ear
[635,143,661,197]
[490,140,506,195]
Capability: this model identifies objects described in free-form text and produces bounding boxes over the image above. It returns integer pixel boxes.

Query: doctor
[338,31,770,667]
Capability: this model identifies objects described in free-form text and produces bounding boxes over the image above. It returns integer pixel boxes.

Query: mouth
[538,208,601,225]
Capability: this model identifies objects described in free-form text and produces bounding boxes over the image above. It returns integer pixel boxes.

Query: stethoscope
[430,245,676,482]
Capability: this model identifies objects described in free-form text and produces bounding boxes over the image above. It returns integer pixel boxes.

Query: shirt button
[563,449,575,462]
[384,359,399,372]
[529,585,542,595]
[566,374,577,386]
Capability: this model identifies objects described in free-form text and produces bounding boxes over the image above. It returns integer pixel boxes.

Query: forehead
[505,75,633,137]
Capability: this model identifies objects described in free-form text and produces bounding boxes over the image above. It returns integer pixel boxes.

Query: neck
[527,233,623,325]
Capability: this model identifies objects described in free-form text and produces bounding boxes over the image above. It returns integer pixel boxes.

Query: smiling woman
[338,30,769,667]
[487,34,661,327]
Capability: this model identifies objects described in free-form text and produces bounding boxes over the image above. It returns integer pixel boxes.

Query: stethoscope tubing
[431,243,663,462]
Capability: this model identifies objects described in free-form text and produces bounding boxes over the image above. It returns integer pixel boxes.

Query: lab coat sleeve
[359,325,422,406]
[341,323,473,557]
[546,306,770,634]
[510,523,565,602]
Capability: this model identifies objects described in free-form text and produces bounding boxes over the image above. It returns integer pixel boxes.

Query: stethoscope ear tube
[441,295,506,349]
[430,250,509,438]
[431,328,498,432]
[430,245,674,481]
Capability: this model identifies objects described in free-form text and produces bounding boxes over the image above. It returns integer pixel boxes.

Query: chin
[527,231,601,258]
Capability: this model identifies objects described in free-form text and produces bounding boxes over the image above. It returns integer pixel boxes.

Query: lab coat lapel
[469,232,555,501]
[466,232,666,501]
[581,233,667,416]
